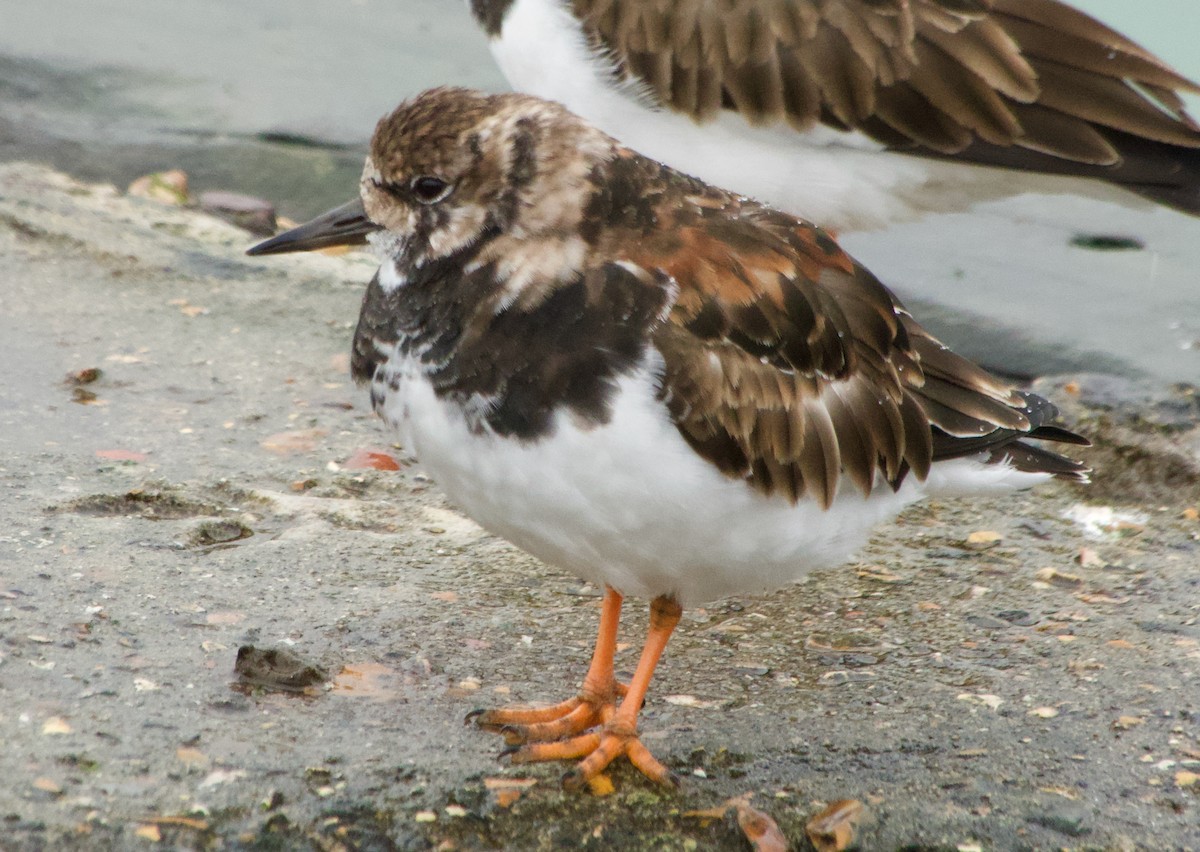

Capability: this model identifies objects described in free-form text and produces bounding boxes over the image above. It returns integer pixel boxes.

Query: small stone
[966,530,1002,547]
[191,520,253,547]
[996,610,1037,626]
[42,716,72,735]
[957,693,1003,711]
[1077,547,1106,568]
[64,367,102,386]
[1028,707,1059,719]
[1028,802,1091,837]
[414,810,437,823]
[133,824,162,842]
[1035,567,1082,588]
[198,190,277,236]
[32,777,63,795]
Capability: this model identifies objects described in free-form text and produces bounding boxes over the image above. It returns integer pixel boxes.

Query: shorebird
[467,0,1200,231]
[248,87,1088,787]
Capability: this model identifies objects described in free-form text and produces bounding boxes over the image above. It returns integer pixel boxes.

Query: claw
[499,724,526,746]
[561,768,585,792]
[464,708,486,725]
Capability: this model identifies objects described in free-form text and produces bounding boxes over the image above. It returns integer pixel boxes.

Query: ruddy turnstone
[468,0,1200,230]
[248,87,1088,788]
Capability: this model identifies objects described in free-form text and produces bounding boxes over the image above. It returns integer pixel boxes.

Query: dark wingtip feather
[990,440,1091,483]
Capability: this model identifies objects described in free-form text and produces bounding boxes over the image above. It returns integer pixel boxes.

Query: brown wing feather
[572,0,1200,211]
[624,196,898,506]
[583,157,1087,506]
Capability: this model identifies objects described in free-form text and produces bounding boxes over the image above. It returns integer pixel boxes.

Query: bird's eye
[410,176,451,204]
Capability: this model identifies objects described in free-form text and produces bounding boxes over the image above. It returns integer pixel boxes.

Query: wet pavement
[1,164,1198,850]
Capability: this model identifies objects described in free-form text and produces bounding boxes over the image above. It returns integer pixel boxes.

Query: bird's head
[248,87,614,275]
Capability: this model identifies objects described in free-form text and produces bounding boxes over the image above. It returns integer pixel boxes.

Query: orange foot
[467,680,627,745]
[502,720,678,790]
[468,588,683,790]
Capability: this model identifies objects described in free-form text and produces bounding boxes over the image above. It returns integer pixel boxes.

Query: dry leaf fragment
[330,662,399,700]
[484,777,537,808]
[663,694,723,709]
[1028,706,1059,718]
[1182,507,1199,522]
[1035,567,1082,589]
[493,788,522,808]
[176,746,209,767]
[1113,716,1144,730]
[734,797,788,852]
[857,566,905,583]
[261,429,327,455]
[95,449,148,462]
[1038,785,1079,800]
[198,768,246,788]
[1076,591,1130,605]
[685,795,788,851]
[1175,770,1199,788]
[682,803,733,824]
[145,816,210,831]
[344,449,402,471]
[806,799,865,852]
[65,367,103,385]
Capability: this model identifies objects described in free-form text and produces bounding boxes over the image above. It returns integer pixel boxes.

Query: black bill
[246,198,379,256]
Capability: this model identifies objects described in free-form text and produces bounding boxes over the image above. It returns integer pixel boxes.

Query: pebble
[199,191,277,236]
[995,609,1037,626]
[1028,801,1091,837]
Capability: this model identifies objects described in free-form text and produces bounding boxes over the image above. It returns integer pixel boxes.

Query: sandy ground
[1,163,1199,850]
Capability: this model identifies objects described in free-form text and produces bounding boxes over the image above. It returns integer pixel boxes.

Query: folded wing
[617,188,1088,506]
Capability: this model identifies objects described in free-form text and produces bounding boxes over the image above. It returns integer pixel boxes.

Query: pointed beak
[246,198,379,256]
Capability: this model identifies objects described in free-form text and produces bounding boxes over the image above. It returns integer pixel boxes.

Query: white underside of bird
[375,341,1050,606]
[486,0,1098,232]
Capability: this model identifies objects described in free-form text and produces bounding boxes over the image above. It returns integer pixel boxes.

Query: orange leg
[503,594,683,789]
[468,586,626,745]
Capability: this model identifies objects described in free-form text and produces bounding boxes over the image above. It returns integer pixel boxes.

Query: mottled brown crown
[361,87,617,264]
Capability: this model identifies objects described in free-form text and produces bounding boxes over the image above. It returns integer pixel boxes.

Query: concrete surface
[1,164,1199,850]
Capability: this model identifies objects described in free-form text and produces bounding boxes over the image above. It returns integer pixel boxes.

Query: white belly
[377,354,1045,605]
